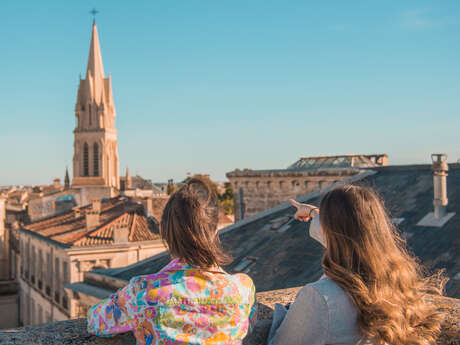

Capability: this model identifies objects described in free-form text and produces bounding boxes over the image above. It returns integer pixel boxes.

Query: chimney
[86,198,101,231]
[113,223,129,243]
[145,198,153,217]
[53,178,61,189]
[431,153,449,219]
[74,208,81,219]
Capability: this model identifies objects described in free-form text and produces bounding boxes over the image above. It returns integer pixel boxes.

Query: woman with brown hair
[88,177,256,345]
[268,184,446,345]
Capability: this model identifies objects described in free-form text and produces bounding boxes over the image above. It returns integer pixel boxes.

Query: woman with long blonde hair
[268,184,446,345]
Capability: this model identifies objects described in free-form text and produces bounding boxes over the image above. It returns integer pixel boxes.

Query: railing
[0,287,459,345]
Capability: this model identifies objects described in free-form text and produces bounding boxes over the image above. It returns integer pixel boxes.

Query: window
[31,246,36,284]
[83,143,89,176]
[25,242,30,279]
[46,252,52,296]
[62,293,69,310]
[93,143,99,176]
[38,250,43,290]
[63,262,69,284]
[54,258,60,303]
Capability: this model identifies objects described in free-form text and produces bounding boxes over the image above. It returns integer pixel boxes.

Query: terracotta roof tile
[23,196,160,247]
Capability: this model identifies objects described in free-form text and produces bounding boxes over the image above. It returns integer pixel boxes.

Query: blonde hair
[320,185,446,345]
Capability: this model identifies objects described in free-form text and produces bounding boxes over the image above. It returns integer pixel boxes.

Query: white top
[268,276,377,345]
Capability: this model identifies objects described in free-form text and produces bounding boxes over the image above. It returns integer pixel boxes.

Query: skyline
[1,0,460,185]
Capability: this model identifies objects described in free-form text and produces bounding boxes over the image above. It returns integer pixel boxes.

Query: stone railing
[1,287,459,345]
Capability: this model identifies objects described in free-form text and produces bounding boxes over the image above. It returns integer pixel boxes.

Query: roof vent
[233,256,258,273]
[417,154,455,227]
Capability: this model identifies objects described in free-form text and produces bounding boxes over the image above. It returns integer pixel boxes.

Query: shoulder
[306,278,358,318]
[233,273,255,289]
[295,283,328,310]
[308,277,349,299]
[230,273,256,302]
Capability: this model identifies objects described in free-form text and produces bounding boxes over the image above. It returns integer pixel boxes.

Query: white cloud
[399,9,441,30]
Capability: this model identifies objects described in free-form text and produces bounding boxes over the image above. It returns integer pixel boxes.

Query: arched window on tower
[93,143,99,177]
[83,143,89,176]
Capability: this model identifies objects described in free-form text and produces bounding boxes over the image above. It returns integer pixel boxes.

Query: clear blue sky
[1,0,459,185]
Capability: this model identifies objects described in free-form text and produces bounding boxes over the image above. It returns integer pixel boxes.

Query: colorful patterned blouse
[87,258,257,345]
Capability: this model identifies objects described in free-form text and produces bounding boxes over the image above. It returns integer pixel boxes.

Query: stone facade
[226,154,388,221]
[227,169,358,221]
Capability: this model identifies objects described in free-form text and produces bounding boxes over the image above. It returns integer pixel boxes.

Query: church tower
[72,22,120,189]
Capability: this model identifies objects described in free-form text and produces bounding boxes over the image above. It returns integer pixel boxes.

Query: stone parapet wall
[227,169,359,221]
[1,287,458,345]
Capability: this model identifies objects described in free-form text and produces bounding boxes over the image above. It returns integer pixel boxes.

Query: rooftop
[227,154,388,176]
[78,164,460,298]
[22,196,160,248]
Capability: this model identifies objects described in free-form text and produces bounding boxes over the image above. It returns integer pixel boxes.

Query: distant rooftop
[22,196,160,248]
[287,154,388,171]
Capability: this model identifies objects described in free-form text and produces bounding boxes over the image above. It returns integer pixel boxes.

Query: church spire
[64,167,70,189]
[86,22,105,82]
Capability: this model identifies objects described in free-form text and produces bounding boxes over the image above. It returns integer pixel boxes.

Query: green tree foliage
[218,182,234,215]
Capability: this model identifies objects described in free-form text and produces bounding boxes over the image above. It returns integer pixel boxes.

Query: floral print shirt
[87,258,257,345]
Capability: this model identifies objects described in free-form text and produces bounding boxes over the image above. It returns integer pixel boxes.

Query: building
[72,20,120,194]
[15,196,165,326]
[226,154,388,221]
[0,194,19,329]
[67,155,460,314]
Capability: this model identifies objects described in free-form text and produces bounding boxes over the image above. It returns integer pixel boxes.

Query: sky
[1,0,459,185]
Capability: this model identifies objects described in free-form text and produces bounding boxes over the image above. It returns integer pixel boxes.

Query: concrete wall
[1,288,458,345]
[0,293,19,329]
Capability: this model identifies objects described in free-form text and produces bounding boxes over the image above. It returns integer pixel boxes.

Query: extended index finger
[289,199,300,208]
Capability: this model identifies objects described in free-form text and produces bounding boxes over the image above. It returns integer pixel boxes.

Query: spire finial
[90,8,99,25]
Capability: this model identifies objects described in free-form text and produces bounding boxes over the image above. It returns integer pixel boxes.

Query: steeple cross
[90,8,99,24]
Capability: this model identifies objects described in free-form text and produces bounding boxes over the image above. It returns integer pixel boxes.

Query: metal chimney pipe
[431,153,448,219]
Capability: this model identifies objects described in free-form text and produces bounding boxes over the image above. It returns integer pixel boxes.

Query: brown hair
[320,185,446,345]
[160,177,232,269]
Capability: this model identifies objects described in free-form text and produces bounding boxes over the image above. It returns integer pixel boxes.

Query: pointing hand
[289,199,319,222]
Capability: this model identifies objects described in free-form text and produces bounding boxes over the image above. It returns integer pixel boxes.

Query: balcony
[0,288,458,345]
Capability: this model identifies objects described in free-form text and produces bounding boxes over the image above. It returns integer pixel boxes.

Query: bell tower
[72,22,120,189]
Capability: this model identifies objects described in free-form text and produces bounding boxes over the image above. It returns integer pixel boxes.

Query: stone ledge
[1,287,459,345]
